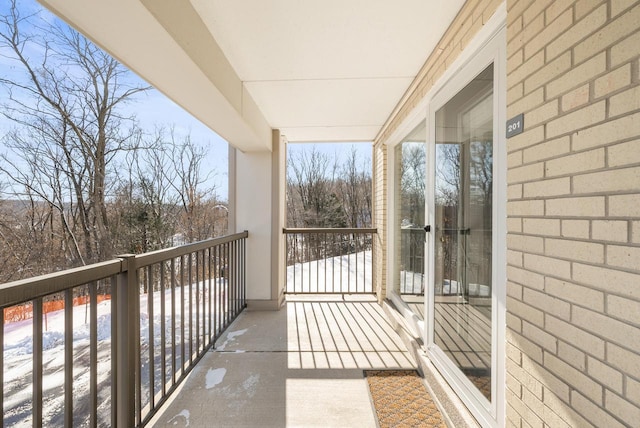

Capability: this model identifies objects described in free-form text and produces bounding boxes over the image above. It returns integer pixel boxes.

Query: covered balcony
[1,0,472,425]
[3,0,640,427]
[0,230,476,427]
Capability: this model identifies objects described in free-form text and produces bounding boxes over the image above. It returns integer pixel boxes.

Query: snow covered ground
[286,250,372,293]
[285,250,490,297]
[3,280,230,427]
[4,298,114,427]
[401,275,491,297]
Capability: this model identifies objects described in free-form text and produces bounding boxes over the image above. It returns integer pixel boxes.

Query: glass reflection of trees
[433,64,494,402]
[399,142,426,296]
[435,137,493,299]
[400,143,426,229]
[434,66,494,303]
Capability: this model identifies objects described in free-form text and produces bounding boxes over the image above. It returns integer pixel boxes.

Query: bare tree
[400,143,426,226]
[285,144,372,264]
[435,143,461,206]
[287,145,346,228]
[0,195,63,282]
[336,146,372,228]
[110,127,223,252]
[0,0,149,267]
[110,128,179,253]
[166,129,220,242]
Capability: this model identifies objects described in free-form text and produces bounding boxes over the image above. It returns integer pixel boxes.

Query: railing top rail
[0,259,122,309]
[283,227,377,234]
[134,230,248,268]
[0,231,249,308]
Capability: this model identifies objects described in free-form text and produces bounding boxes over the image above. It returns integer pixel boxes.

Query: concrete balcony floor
[149,295,417,427]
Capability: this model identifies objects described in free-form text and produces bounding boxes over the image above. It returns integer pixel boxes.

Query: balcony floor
[150,295,417,427]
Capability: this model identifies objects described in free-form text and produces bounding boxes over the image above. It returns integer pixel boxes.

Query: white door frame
[425,15,506,428]
[386,120,427,338]
[385,3,506,426]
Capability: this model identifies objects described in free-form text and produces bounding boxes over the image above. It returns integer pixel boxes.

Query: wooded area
[0,1,226,282]
[286,145,372,229]
[0,1,373,284]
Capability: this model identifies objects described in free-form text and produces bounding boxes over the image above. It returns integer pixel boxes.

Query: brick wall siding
[373,143,387,300]
[374,0,640,426]
[506,0,640,427]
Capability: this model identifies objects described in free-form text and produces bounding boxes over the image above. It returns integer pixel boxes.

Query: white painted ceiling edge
[37,0,465,150]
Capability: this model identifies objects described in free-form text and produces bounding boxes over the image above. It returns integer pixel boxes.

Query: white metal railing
[0,231,248,427]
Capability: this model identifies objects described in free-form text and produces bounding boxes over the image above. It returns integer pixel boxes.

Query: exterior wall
[505,0,640,427]
[374,0,502,298]
[373,142,387,301]
[375,0,640,426]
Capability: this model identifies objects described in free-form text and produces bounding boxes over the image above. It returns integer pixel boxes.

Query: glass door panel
[394,122,426,320]
[433,64,493,401]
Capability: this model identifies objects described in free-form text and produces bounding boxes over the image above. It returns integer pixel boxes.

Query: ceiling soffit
[190,0,466,142]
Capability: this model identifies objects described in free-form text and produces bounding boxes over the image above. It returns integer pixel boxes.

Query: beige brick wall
[372,141,387,301]
[506,1,640,427]
[373,0,639,425]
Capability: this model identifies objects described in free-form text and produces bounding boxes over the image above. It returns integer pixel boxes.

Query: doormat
[365,370,446,428]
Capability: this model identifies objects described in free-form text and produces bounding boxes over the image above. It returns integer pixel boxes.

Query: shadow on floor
[150,295,416,427]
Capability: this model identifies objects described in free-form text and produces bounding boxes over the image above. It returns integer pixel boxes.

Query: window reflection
[395,122,426,320]
[434,64,494,401]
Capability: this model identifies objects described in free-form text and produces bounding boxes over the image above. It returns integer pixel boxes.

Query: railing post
[33,297,43,428]
[115,254,137,428]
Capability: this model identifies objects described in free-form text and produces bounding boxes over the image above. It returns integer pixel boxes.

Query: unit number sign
[506,114,524,138]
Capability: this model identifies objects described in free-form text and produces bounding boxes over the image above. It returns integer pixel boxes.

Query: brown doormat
[365,370,447,428]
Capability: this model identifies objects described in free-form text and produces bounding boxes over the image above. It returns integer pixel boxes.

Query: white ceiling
[191,0,465,142]
[38,0,465,149]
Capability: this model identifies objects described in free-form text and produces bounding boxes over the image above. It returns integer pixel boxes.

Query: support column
[271,130,287,308]
[231,130,286,310]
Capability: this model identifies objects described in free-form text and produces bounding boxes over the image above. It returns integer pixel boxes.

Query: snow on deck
[2,279,229,427]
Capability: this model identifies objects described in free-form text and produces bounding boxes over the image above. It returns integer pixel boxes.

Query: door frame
[387,127,428,337]
[385,4,506,426]
[425,18,506,428]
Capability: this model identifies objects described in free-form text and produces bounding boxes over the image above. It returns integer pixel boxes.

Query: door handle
[424,225,431,233]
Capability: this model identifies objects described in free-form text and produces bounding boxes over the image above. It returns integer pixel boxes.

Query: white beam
[38,0,272,152]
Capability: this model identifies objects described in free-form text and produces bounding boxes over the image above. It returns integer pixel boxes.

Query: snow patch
[168,409,190,427]
[242,374,260,397]
[227,329,247,340]
[216,328,247,350]
[205,368,226,389]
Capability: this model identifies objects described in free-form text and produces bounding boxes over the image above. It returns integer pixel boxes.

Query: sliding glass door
[432,63,494,401]
[424,24,507,425]
[388,23,505,426]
